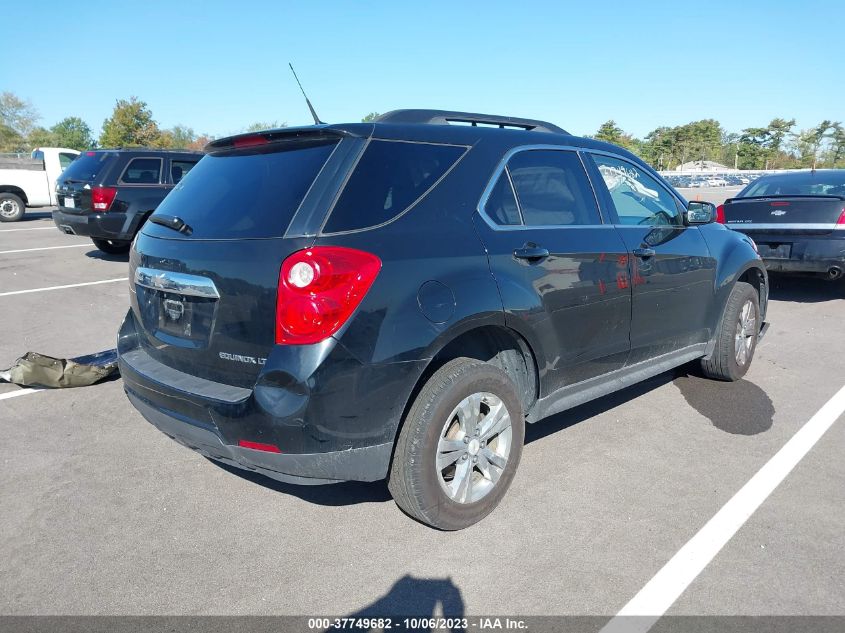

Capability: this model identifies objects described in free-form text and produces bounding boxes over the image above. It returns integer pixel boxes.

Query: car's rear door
[475,147,631,396]
[584,152,717,365]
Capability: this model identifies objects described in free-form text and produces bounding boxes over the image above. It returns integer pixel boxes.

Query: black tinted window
[507,150,601,226]
[150,140,337,239]
[121,158,162,184]
[484,172,521,225]
[170,160,197,184]
[323,140,466,233]
[59,151,113,182]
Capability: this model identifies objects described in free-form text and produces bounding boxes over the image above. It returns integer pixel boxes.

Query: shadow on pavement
[767,273,844,303]
[84,249,129,262]
[674,372,774,435]
[209,459,393,506]
[329,575,465,632]
[18,211,54,221]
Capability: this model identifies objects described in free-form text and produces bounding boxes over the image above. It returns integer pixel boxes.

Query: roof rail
[376,109,568,135]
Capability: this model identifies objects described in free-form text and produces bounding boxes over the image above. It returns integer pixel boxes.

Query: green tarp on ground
[0,350,118,388]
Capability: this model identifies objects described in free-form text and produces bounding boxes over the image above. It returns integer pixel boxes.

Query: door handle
[632,247,656,258]
[513,245,550,261]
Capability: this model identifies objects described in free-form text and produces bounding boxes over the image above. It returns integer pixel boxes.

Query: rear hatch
[129,132,343,388]
[55,151,116,213]
[723,195,845,236]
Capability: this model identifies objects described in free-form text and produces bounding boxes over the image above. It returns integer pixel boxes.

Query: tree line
[0,92,281,153]
[2,91,842,170]
[593,117,845,170]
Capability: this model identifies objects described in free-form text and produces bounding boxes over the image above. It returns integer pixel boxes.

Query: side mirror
[685,201,716,225]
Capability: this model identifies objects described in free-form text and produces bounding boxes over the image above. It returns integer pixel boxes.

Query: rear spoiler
[205,126,359,154]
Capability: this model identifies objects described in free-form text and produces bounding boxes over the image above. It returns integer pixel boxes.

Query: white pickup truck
[0,147,80,222]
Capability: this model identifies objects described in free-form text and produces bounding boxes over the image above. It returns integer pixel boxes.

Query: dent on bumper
[126,390,393,484]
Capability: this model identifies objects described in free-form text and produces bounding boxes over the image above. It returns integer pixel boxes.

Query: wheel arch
[0,185,28,204]
[705,261,767,359]
[388,323,539,469]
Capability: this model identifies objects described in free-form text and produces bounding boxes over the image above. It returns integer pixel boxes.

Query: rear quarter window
[170,160,197,184]
[322,140,467,234]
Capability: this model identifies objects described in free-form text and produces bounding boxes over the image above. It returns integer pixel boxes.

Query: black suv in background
[53,149,202,253]
[118,110,768,530]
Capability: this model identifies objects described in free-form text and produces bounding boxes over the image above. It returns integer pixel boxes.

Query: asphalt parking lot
[1,204,843,622]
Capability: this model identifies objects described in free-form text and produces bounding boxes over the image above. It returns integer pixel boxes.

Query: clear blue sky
[4,0,843,140]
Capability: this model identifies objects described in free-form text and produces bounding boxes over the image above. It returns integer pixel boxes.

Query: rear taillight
[837,207,845,225]
[276,247,382,345]
[91,186,117,211]
[715,204,726,224]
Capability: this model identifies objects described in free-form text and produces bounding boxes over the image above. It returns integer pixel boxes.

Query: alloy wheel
[435,392,513,504]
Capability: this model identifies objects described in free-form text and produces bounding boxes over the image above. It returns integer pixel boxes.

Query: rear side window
[121,158,162,184]
[149,140,337,239]
[322,140,466,233]
[170,160,197,184]
[507,150,601,226]
[59,151,113,182]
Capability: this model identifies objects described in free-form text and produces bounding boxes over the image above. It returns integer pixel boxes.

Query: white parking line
[0,226,57,232]
[600,383,845,633]
[0,278,128,297]
[0,244,88,255]
[0,388,43,401]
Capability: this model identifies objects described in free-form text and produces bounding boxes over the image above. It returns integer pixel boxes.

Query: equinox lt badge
[219,352,266,365]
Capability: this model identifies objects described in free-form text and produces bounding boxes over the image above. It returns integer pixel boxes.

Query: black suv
[117,110,768,530]
[53,148,202,253]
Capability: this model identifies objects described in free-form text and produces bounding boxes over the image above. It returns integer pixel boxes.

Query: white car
[706,177,728,187]
[0,147,80,222]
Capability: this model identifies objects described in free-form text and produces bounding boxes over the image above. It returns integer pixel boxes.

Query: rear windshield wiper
[148,214,193,235]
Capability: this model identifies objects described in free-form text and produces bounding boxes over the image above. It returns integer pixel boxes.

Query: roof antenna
[288,63,324,125]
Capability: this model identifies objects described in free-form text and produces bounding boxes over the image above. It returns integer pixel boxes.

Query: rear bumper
[125,390,392,485]
[732,231,845,274]
[52,208,132,241]
[117,310,424,484]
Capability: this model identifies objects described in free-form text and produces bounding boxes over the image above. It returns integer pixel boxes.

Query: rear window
[742,172,845,197]
[59,151,113,182]
[149,140,337,239]
[322,140,467,233]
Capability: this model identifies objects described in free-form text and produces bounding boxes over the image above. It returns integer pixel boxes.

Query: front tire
[388,358,525,530]
[701,281,760,381]
[0,193,25,222]
[91,238,130,254]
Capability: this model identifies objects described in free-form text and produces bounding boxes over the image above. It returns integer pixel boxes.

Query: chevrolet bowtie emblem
[163,298,184,321]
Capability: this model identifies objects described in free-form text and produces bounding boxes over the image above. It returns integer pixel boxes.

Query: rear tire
[388,358,524,530]
[0,193,25,222]
[700,281,760,381]
[91,238,130,254]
